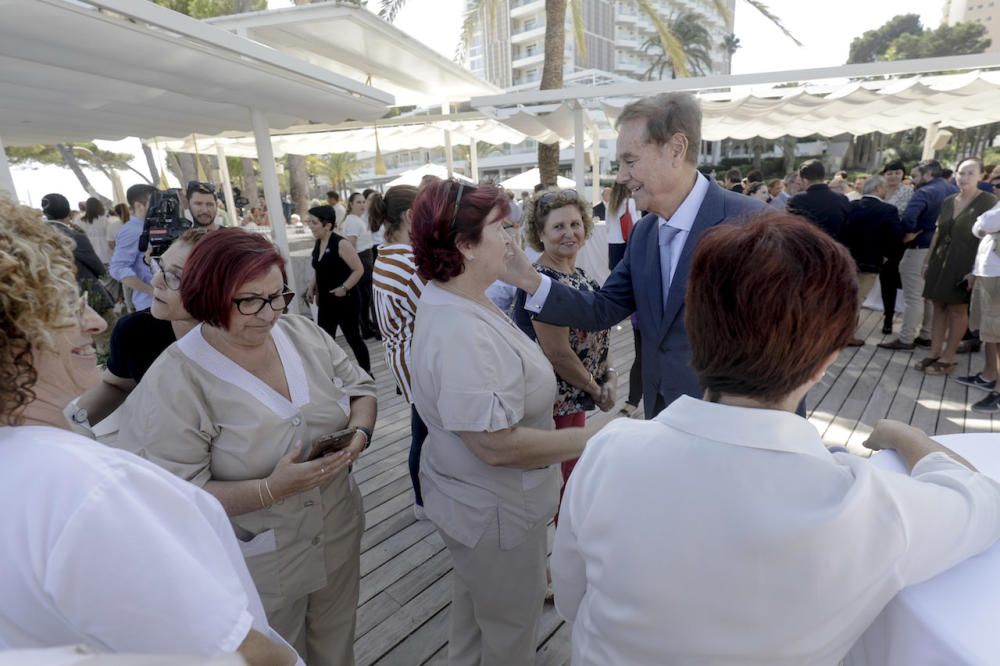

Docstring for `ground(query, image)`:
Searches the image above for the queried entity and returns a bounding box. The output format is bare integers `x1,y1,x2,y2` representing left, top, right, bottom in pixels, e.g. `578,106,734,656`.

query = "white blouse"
0,425,289,658
553,396,1000,665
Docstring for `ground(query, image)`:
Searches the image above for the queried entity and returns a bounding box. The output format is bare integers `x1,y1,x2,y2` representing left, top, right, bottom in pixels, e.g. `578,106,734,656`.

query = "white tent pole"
589,127,601,206
215,143,238,226
442,102,454,178
469,134,479,182
0,134,18,202
249,108,295,287
921,123,940,160
572,102,586,199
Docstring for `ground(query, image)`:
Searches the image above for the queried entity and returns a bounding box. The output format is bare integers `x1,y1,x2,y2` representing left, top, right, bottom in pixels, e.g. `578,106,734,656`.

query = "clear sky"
10,0,948,205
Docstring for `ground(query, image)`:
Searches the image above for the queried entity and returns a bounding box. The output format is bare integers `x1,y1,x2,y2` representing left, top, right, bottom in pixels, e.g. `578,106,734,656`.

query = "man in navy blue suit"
503,92,766,418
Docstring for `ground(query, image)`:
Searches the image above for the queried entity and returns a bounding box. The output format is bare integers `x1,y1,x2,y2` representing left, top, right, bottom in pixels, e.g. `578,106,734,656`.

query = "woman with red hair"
409,178,606,666
117,228,377,666
552,214,1000,665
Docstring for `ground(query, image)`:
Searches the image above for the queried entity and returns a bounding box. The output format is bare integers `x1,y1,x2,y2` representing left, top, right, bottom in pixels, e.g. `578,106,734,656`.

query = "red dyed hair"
181,227,287,329
411,178,510,282
685,214,857,402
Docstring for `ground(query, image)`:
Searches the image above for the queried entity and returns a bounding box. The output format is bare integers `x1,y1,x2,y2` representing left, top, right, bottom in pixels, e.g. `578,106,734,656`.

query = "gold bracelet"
263,478,277,505
257,479,267,509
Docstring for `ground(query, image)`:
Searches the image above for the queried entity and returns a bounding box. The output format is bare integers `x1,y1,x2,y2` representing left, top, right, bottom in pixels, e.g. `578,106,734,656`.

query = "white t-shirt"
973,202,1000,278
605,198,640,244
0,425,291,659
342,214,373,252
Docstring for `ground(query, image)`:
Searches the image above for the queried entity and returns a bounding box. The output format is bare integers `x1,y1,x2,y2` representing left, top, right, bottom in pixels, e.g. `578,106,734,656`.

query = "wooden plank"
374,607,450,666
360,518,438,577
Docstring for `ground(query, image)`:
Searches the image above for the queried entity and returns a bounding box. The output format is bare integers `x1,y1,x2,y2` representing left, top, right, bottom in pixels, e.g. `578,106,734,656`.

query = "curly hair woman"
0,198,294,663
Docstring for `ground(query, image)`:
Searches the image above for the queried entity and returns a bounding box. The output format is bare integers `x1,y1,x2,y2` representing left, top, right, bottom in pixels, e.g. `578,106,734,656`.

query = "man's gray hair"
616,92,702,165
862,175,885,195
782,173,799,185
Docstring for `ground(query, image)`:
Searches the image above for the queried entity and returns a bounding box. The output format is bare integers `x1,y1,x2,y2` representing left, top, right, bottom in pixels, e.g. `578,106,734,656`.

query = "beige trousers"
857,272,878,309
439,515,548,666
266,481,364,666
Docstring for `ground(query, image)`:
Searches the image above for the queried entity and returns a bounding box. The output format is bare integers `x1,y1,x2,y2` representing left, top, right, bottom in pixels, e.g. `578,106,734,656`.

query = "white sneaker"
413,504,428,521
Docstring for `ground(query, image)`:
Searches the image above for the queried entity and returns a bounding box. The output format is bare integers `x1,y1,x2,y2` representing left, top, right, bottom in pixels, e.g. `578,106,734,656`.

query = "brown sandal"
914,356,940,371
925,360,957,376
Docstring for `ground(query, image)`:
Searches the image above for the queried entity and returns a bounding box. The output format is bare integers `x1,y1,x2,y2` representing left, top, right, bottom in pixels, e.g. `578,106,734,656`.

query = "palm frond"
636,0,688,78
741,0,802,47
569,0,588,62
378,0,407,23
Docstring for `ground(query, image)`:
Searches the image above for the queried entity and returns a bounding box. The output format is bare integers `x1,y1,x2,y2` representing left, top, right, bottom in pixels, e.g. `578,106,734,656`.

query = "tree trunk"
537,0,568,188
751,138,762,172
287,154,310,221
141,142,161,186
55,144,112,207
781,136,796,175
241,158,260,208
197,154,217,183
174,153,198,186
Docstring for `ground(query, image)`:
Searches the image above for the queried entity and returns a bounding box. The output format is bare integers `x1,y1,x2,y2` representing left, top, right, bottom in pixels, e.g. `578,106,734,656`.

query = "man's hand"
500,243,542,293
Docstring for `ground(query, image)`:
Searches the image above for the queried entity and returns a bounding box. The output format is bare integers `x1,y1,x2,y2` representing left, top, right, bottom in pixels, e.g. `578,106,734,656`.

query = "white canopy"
500,168,575,190
153,113,532,158
0,0,392,146
386,164,475,187
207,2,501,107
474,53,1000,143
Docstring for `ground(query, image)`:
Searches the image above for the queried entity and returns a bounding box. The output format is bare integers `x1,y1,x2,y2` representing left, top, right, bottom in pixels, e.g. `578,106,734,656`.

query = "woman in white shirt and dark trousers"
342,192,379,339
552,213,1000,666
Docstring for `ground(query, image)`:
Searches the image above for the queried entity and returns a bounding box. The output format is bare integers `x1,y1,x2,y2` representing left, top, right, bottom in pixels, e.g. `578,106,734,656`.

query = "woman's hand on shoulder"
267,441,351,499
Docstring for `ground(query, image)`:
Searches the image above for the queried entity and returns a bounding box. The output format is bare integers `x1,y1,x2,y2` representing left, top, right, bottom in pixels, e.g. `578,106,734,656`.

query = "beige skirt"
970,276,1000,342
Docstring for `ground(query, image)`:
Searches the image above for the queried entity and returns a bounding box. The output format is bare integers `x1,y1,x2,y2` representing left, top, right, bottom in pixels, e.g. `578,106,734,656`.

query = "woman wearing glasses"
117,228,377,666
410,179,607,666
75,228,211,429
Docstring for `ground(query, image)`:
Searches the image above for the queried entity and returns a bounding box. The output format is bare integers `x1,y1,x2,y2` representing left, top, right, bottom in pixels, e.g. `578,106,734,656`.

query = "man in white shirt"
552,215,1000,666
326,190,346,226
961,202,1000,411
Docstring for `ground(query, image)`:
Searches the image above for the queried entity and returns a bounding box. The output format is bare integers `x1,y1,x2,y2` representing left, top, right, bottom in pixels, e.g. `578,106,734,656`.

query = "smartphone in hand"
297,427,358,463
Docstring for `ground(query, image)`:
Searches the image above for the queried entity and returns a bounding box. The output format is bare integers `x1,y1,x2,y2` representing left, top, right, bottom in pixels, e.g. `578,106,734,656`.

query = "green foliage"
885,22,991,60
847,14,922,64
641,10,713,80
150,0,266,19
847,14,990,64
7,143,133,171
307,153,362,193
712,156,797,180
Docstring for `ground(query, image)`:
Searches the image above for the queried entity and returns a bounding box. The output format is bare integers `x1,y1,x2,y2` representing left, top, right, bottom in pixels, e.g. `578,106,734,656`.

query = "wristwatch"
355,425,373,450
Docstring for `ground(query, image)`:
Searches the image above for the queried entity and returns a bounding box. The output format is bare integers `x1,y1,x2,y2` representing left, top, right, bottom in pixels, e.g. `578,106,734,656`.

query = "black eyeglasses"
535,189,579,215
233,290,295,316
450,182,467,232
151,258,182,290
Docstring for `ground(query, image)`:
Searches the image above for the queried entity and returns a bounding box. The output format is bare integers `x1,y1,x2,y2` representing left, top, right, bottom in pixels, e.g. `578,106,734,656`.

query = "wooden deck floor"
345,305,1000,665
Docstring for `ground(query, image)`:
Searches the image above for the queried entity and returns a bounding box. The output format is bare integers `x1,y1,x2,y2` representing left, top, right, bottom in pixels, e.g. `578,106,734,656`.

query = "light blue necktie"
659,223,682,311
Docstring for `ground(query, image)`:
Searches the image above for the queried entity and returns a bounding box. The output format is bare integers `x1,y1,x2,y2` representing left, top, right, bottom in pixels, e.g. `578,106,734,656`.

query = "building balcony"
511,25,545,43
512,52,544,69
510,0,544,19
615,11,638,23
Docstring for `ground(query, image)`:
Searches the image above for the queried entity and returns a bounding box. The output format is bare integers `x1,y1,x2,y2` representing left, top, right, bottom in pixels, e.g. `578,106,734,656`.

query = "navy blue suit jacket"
902,177,959,248
535,180,766,418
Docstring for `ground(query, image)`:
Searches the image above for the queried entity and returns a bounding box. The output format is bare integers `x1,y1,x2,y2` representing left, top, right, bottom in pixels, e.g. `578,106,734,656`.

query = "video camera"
138,189,192,258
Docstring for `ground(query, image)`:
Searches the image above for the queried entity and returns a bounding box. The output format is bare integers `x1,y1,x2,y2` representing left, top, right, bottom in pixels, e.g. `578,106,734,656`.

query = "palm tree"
308,153,362,198
641,10,713,81
379,0,799,186
723,33,741,73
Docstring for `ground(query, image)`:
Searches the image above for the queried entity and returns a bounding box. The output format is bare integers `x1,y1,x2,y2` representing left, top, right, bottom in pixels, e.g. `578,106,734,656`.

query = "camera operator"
110,184,157,311
185,180,222,230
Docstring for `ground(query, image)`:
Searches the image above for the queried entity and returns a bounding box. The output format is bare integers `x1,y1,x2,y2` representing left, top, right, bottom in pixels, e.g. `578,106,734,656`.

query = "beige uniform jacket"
117,315,376,611
410,281,561,550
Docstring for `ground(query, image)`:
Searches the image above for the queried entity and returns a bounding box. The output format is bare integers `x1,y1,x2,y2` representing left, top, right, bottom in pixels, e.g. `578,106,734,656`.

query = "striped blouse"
373,243,424,403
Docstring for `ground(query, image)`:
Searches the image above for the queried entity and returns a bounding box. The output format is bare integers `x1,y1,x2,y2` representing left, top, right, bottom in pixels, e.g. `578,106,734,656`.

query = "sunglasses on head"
535,189,578,213
186,180,216,197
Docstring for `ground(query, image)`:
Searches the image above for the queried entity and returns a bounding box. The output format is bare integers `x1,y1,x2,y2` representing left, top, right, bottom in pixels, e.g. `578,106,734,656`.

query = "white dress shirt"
525,174,709,313
552,396,1000,666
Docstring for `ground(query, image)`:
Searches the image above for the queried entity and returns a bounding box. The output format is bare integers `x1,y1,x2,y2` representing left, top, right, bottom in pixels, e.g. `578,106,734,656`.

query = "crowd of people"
4,90,1000,666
